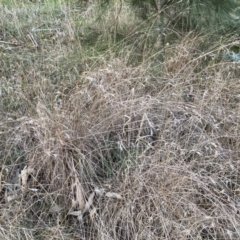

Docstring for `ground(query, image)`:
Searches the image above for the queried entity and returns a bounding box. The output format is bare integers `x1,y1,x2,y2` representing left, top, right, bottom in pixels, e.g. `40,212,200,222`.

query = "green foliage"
99,0,239,34
174,0,238,33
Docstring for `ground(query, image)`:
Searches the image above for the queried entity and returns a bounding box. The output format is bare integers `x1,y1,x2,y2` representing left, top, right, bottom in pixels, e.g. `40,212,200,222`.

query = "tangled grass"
0,0,240,239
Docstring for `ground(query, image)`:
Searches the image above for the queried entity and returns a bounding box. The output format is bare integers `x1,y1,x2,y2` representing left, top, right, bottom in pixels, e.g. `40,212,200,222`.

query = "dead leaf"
29,188,39,192
70,173,85,210
105,192,122,199
49,204,63,213
84,192,95,213
89,207,97,220
5,194,18,203
20,166,34,188
95,188,105,196
68,210,82,216
68,210,84,222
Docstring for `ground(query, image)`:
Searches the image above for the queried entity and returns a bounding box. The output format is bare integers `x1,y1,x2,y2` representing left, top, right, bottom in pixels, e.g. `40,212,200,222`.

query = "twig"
27,32,39,48
0,40,22,46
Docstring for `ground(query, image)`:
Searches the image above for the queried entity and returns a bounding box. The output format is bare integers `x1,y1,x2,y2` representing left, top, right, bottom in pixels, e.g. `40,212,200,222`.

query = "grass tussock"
0,0,240,239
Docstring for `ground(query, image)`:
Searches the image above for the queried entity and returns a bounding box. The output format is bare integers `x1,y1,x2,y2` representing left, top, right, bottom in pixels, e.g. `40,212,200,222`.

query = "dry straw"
0,1,240,239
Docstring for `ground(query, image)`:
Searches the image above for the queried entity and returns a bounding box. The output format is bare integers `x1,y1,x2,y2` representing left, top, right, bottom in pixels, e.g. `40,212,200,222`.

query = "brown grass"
0,1,240,239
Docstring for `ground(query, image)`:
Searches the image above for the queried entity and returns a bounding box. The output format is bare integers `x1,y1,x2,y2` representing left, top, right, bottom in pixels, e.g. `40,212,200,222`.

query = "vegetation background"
0,0,240,239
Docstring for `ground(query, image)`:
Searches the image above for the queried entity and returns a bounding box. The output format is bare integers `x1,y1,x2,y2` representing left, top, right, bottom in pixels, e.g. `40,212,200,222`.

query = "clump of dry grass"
1,1,240,239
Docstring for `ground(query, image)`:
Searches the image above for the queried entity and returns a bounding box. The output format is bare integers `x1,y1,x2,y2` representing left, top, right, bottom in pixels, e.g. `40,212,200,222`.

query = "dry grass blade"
0,1,240,239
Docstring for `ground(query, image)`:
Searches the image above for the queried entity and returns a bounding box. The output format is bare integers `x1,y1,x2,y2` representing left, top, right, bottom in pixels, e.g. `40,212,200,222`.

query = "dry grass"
0,0,240,239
